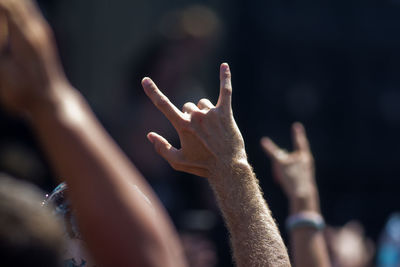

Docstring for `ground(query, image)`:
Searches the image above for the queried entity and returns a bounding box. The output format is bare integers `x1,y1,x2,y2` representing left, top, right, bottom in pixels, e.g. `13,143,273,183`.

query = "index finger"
142,77,184,129
216,63,232,110
261,137,287,162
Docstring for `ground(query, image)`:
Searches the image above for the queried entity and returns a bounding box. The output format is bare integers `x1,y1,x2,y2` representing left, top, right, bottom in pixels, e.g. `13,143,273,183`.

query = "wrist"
24,79,74,115
286,211,325,232
209,155,252,185
289,187,320,214
28,82,87,125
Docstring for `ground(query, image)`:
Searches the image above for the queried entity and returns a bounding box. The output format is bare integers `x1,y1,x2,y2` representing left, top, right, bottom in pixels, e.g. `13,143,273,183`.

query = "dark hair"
0,174,64,267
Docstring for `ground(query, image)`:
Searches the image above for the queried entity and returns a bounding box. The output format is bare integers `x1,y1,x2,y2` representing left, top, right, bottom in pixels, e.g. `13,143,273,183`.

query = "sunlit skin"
0,0,290,266
0,1,187,267
142,64,291,267
261,123,331,267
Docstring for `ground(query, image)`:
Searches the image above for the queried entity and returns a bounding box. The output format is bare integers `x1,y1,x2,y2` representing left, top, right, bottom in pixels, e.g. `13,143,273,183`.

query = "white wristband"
286,211,325,232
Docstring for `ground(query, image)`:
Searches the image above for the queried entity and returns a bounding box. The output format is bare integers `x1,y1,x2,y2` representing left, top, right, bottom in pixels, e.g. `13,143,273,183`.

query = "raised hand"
262,124,331,267
0,0,67,114
0,2,188,266
261,123,319,212
143,64,291,267
142,63,247,179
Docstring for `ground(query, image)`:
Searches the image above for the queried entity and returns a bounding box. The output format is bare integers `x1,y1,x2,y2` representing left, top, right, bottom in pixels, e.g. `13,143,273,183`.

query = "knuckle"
207,108,218,117
180,120,194,133
178,117,191,129
199,98,210,104
191,110,206,122
182,102,193,110
207,110,220,122
222,70,231,79
223,86,232,96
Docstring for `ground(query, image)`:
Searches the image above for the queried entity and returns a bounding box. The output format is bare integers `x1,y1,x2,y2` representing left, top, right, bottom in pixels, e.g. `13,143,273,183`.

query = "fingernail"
142,77,152,86
147,133,154,144
261,137,270,145
221,63,230,71
294,123,302,132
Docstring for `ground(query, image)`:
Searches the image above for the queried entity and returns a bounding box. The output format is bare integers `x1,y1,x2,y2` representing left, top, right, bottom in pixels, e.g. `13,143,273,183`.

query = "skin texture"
0,1,187,267
142,63,291,267
261,123,331,267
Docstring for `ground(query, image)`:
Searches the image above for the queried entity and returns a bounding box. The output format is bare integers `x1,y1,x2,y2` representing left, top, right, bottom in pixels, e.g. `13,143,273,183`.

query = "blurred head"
0,174,64,267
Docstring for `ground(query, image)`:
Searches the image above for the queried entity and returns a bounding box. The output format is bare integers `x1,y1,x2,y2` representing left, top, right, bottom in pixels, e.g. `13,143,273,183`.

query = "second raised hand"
261,123,319,213
142,63,247,179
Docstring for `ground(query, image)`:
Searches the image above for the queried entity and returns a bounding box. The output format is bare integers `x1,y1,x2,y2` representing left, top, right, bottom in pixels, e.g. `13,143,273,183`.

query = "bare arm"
0,1,186,267
261,123,330,267
142,63,291,267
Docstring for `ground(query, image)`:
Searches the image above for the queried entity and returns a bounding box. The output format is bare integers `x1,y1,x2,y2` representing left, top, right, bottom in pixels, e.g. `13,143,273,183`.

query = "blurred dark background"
2,0,400,266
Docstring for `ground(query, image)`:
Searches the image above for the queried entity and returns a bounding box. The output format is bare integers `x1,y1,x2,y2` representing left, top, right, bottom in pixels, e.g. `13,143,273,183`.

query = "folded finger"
197,98,214,110
182,102,199,114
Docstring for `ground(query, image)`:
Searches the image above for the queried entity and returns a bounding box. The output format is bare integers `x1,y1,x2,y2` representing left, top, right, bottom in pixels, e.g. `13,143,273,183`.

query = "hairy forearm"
289,190,330,267
27,86,186,267
210,160,291,267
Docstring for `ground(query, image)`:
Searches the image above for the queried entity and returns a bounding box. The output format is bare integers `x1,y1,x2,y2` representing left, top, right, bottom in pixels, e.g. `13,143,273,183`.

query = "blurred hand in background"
0,0,68,114
262,123,330,267
0,1,187,266
261,122,319,214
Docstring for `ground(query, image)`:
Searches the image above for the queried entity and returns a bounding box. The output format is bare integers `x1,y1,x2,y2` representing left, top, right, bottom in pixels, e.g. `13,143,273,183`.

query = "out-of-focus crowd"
1,1,400,267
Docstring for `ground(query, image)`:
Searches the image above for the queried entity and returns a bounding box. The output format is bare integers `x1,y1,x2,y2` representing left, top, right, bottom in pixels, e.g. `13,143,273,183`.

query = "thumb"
147,132,181,165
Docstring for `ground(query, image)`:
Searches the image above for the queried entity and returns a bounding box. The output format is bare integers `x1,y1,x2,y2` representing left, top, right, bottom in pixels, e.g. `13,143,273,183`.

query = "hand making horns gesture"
261,123,318,211
142,63,247,179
